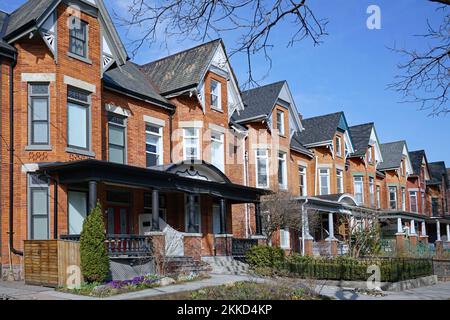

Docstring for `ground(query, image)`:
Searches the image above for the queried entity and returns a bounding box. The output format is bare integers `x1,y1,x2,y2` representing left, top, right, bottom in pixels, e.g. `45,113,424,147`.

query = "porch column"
326,212,335,240
152,189,160,231
421,221,427,236
301,207,313,257
88,180,97,213
255,202,262,235
446,224,450,242
436,220,441,241
219,198,227,234
396,218,405,252
410,220,416,235
188,194,197,233
396,217,403,234
409,219,418,248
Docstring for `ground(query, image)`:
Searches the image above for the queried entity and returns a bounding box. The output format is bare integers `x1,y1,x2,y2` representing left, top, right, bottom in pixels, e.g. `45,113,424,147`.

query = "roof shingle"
349,123,373,157
378,141,406,171
409,150,426,176
298,112,344,146
427,161,449,186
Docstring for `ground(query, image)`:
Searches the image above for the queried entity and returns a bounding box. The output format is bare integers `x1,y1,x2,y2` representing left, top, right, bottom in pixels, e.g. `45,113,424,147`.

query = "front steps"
165,256,212,275
201,256,249,275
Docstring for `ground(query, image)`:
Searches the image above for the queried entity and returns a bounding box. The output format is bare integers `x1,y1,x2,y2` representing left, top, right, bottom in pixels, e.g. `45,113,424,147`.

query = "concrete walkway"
319,281,450,300
0,274,261,300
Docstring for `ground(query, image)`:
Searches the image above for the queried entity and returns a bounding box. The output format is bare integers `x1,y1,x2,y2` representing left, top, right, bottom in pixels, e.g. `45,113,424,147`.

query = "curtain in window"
68,102,87,149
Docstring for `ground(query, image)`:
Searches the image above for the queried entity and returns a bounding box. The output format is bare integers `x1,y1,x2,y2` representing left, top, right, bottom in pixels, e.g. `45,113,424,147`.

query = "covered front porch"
39,160,267,261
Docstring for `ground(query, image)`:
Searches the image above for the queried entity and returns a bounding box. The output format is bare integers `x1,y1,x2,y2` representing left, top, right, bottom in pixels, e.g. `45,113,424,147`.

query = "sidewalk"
0,274,260,300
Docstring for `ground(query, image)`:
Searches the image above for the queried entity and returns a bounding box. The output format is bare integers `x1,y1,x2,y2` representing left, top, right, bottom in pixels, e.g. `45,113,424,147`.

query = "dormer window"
335,136,342,157
368,146,373,164
400,159,405,176
276,110,285,136
210,80,221,110
69,17,88,59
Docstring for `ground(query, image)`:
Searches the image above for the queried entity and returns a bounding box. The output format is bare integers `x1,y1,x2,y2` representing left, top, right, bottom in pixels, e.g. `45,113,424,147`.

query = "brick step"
201,256,249,275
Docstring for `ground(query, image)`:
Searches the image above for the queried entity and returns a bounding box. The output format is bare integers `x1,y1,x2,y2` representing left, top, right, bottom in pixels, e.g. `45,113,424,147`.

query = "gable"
369,126,383,164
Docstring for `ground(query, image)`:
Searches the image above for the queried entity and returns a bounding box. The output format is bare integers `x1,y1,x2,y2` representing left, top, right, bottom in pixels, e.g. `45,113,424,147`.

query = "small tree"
80,202,110,283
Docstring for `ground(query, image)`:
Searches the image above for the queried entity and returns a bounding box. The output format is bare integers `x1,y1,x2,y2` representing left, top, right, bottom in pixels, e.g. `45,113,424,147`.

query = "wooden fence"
24,240,81,288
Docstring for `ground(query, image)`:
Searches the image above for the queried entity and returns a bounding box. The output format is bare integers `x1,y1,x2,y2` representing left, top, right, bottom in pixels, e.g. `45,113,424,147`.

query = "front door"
107,206,129,234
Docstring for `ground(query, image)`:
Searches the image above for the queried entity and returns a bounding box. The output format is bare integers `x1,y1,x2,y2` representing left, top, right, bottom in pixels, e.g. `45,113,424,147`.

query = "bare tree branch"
115,0,327,88
389,5,449,116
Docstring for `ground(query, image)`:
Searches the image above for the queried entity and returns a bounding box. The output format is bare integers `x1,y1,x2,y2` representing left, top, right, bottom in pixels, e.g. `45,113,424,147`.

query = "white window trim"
210,79,222,110
336,169,344,194
278,152,287,190
146,123,164,166
354,176,364,204
211,131,225,172
183,128,201,161
255,149,270,189
276,110,285,136
299,166,307,197
280,228,291,249
319,168,330,195
336,136,342,157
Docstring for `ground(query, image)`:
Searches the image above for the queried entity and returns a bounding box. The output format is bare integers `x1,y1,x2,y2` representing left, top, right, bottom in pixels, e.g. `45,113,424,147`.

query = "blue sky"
1,0,449,165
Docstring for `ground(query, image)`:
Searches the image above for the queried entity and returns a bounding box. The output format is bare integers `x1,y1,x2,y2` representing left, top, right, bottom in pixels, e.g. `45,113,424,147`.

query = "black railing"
232,238,258,257
60,234,152,257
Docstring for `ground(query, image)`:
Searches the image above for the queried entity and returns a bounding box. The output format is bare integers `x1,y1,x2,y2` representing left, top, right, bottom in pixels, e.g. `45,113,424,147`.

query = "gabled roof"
235,81,286,122
299,112,346,146
290,132,314,158
409,150,427,176
349,123,374,157
139,39,221,95
427,161,449,187
4,0,57,40
103,62,173,109
378,141,407,171
0,10,16,57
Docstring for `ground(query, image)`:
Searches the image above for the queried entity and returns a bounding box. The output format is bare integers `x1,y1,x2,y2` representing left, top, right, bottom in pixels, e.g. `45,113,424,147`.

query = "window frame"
184,195,202,233
255,149,270,189
280,228,291,249
146,123,164,167
353,176,364,205
67,86,91,152
335,136,342,157
108,113,127,164
183,128,200,161
298,166,307,196
210,131,225,172
68,17,89,59
336,169,344,194
278,152,287,190
276,110,285,136
210,79,222,110
369,177,375,207
28,83,50,147
389,186,398,210
319,169,330,195
376,185,381,209
409,191,418,213
28,174,50,240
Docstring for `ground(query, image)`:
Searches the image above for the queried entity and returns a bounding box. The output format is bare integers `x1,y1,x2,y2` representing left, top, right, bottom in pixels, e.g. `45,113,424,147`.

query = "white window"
256,149,269,188
211,131,224,172
276,110,285,135
280,228,290,249
421,192,425,214
336,169,344,194
368,147,373,164
319,169,330,195
335,136,342,157
410,191,418,213
278,152,287,189
376,185,381,209
183,128,200,160
146,123,163,166
299,166,307,196
400,160,405,176
401,187,406,211
354,176,364,205
369,177,375,207
389,187,397,209
210,80,221,110
67,87,90,151
68,191,87,235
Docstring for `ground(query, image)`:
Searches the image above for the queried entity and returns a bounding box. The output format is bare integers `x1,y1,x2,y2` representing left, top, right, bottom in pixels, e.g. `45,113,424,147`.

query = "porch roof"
38,160,269,204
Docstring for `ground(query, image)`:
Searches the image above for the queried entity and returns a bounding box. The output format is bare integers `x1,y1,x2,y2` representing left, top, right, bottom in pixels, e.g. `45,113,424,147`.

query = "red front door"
107,206,129,235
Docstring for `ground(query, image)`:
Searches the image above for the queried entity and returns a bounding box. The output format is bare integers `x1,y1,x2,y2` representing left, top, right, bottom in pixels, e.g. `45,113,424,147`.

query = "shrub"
246,246,285,269
80,202,110,283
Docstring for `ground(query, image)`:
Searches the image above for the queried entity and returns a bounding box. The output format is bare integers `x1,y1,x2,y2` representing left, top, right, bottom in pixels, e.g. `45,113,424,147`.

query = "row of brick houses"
0,0,449,277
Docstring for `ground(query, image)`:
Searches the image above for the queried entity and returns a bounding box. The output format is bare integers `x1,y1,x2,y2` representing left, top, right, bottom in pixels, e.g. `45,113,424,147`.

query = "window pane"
109,125,125,146
257,158,267,186
68,88,89,103
213,205,221,234
146,134,159,146
68,102,88,149
146,153,158,167
109,145,124,164
32,122,49,144
32,216,48,240
32,189,48,214
68,191,87,235
31,84,49,95
146,125,160,134
32,98,48,121
184,128,196,137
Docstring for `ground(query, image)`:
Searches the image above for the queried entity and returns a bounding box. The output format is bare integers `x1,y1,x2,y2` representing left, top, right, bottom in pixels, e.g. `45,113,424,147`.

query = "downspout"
315,155,319,195
244,148,250,238
169,109,175,163
9,52,22,256
301,198,309,256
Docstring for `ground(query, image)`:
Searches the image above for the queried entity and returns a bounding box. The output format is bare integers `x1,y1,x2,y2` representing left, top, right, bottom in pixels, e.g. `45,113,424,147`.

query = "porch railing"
60,234,152,257
232,238,258,257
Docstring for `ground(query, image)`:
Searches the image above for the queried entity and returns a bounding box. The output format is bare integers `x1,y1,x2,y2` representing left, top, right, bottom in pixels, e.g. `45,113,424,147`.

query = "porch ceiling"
38,160,269,204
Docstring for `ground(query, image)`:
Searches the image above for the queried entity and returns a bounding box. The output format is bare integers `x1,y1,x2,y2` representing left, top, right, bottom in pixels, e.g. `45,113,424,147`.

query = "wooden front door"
107,206,129,234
